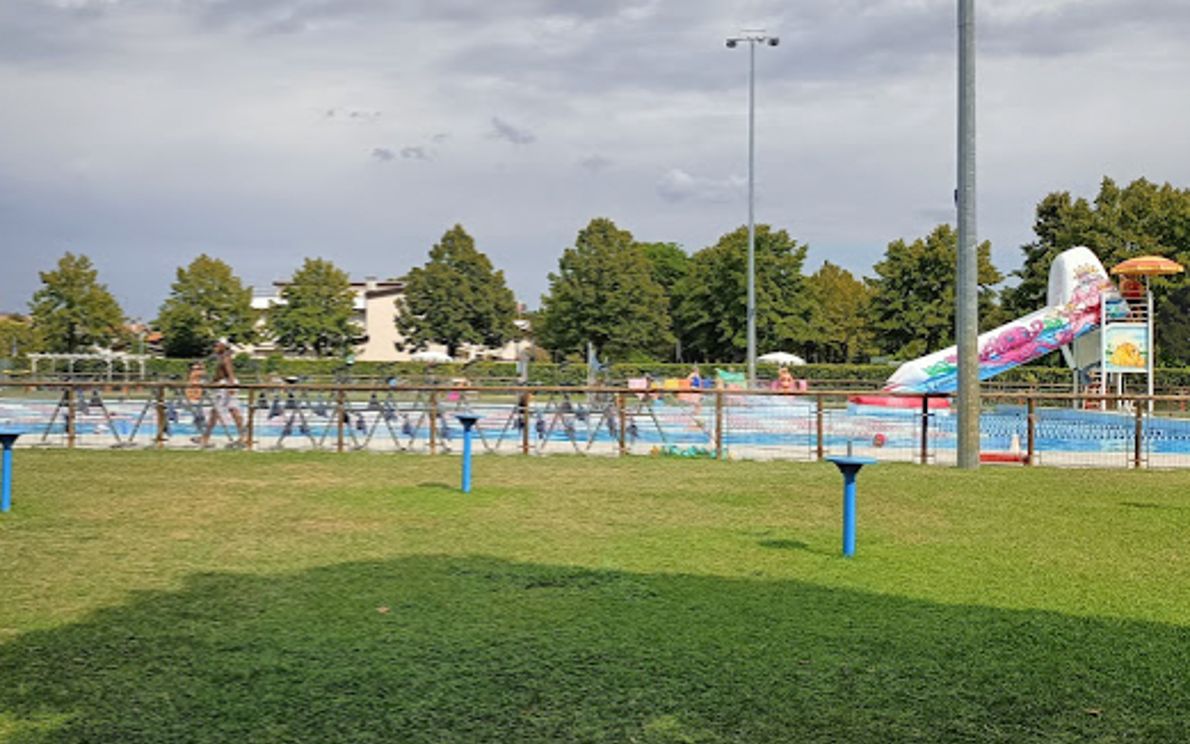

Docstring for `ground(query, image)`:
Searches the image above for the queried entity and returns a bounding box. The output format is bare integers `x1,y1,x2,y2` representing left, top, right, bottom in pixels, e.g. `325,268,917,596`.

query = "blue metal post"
826,455,876,558
841,470,858,557
456,414,480,494
0,432,19,514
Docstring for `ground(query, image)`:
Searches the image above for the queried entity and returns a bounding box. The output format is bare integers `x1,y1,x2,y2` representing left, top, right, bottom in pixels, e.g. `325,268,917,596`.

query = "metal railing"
3,381,1189,468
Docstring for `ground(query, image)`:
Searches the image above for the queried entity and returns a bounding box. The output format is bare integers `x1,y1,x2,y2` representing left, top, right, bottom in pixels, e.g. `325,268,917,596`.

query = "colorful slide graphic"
884,247,1123,394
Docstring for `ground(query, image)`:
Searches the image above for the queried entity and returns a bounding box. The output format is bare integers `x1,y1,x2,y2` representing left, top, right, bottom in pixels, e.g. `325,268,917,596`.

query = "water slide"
881,246,1124,395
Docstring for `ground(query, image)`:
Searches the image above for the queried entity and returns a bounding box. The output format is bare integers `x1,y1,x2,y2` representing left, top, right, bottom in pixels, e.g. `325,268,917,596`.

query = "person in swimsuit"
197,339,245,448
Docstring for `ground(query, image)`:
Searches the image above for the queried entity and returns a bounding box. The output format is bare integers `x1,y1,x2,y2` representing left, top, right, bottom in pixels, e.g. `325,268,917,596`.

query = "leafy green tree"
29,252,126,353
637,242,689,360
672,225,811,362
0,314,40,360
396,225,518,357
538,218,674,361
268,258,360,357
802,261,874,363
155,254,257,358
638,241,688,306
1158,283,1190,365
1003,177,1190,363
869,224,1002,359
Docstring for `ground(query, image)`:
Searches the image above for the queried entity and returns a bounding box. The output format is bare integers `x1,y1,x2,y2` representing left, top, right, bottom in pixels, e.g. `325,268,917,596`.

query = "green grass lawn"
1,451,1188,743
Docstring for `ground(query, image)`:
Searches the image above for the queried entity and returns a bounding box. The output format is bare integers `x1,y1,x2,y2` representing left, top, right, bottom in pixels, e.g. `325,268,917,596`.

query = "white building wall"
248,279,524,362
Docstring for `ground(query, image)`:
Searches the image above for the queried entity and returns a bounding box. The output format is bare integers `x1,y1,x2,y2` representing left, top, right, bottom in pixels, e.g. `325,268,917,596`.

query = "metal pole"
955,0,980,469
617,392,627,456
746,39,757,389
155,386,166,450
815,394,824,461
67,387,76,449
1133,400,1144,469
1,438,14,513
841,470,857,557
920,396,930,465
336,389,345,454
461,426,474,492
1026,396,1036,466
521,392,531,455
1147,282,1154,414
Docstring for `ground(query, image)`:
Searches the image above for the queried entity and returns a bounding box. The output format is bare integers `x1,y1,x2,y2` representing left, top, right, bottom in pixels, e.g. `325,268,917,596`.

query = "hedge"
11,355,1190,390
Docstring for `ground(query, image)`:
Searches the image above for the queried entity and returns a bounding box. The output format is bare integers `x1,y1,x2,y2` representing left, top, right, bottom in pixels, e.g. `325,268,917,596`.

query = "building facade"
251,278,528,362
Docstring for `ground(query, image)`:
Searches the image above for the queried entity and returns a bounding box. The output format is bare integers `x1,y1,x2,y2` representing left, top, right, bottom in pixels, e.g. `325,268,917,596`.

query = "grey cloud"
915,207,955,225
656,169,743,204
439,0,1190,97
490,117,536,145
400,146,430,161
185,0,384,35
185,0,652,36
325,107,381,121
431,133,450,144
579,155,612,173
370,147,395,162
6,0,1185,74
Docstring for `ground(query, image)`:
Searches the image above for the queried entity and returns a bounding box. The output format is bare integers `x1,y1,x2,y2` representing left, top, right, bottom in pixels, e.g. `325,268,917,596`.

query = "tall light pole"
726,30,779,389
956,1,980,468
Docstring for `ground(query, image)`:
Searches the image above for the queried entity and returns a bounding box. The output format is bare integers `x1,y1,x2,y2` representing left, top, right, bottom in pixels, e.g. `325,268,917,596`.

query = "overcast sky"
2,0,1188,319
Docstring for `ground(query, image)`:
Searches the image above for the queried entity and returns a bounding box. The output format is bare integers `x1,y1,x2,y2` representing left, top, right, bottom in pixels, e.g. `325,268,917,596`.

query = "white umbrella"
411,350,453,364
758,351,806,366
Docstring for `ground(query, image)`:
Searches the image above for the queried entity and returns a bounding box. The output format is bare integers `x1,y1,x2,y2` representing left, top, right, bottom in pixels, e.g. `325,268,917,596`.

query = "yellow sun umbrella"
1110,255,1185,276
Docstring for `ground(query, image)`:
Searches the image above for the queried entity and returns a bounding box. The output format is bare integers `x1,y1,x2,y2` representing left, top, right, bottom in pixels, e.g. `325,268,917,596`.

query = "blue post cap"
0,432,20,448
455,413,481,431
826,455,877,479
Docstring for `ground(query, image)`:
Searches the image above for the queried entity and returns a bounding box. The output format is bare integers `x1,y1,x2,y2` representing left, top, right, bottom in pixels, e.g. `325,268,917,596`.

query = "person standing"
197,339,245,448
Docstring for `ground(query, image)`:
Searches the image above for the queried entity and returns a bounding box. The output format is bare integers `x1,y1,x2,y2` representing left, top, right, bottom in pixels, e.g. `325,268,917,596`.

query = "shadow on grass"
1120,501,1189,511
415,481,458,491
756,538,810,551
1,556,1187,743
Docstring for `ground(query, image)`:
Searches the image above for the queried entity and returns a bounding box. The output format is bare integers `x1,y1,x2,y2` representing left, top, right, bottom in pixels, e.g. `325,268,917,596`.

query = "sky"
1,0,1188,319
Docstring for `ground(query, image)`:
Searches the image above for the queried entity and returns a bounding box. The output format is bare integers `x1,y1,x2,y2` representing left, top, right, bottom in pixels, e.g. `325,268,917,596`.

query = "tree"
155,254,257,358
672,225,811,363
802,262,874,363
638,241,689,359
869,224,1002,359
1004,177,1190,363
267,258,360,356
537,218,674,360
29,252,126,353
638,241,689,306
1158,283,1190,365
0,314,40,360
396,225,518,357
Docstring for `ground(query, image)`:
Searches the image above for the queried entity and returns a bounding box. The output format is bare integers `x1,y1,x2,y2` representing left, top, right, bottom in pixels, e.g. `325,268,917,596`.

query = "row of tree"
536,177,1188,364
6,176,1187,366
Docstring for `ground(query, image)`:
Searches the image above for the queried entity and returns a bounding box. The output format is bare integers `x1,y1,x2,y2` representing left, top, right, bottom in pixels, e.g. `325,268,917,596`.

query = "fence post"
714,389,724,460
1026,396,1036,466
67,386,76,449
1134,399,1144,469
919,396,929,465
428,392,438,455
154,386,166,449
617,392,627,456
336,389,346,454
815,394,824,461
245,389,256,451
521,392,531,455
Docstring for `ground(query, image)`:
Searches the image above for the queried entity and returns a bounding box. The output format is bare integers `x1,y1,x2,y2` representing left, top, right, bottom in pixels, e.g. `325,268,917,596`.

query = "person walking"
196,339,245,448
